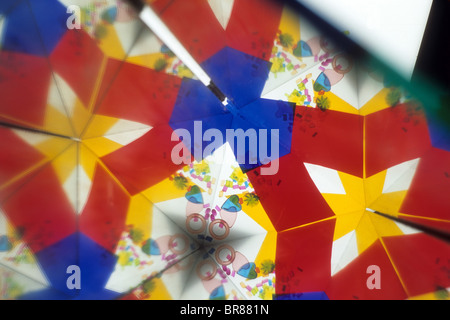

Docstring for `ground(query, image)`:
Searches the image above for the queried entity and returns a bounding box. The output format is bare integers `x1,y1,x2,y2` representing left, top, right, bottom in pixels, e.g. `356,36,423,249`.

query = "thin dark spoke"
369,208,450,244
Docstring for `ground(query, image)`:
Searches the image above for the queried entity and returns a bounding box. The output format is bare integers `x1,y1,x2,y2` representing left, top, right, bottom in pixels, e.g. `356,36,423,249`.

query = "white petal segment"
207,0,235,29
330,230,358,276
304,162,346,194
382,158,420,193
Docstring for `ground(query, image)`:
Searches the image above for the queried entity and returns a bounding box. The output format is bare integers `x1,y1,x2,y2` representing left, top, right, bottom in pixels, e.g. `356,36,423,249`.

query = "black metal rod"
372,209,450,244
0,121,77,141
126,0,144,12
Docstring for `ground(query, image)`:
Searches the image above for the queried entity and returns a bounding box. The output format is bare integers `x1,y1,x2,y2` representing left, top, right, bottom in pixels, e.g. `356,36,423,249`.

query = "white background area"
297,0,433,79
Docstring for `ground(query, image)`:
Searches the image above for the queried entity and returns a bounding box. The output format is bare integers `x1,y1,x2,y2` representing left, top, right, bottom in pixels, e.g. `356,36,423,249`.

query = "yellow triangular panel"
254,231,277,274
146,277,172,300
323,91,359,115
82,136,123,158
241,198,275,232
359,87,391,116
142,175,199,204
125,194,154,242
333,210,363,241
369,191,408,216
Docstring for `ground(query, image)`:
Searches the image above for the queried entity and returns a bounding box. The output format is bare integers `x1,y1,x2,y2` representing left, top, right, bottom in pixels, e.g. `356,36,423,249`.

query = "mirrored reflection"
0,0,449,301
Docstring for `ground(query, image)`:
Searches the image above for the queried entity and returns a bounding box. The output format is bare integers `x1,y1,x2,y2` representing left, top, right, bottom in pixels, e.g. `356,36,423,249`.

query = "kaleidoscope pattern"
0,0,449,300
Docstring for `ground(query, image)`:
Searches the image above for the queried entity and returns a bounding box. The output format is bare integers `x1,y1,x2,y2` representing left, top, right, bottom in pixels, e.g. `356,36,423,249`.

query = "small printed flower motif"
129,227,144,244
260,259,275,275
278,33,294,49
154,58,168,72
386,87,402,107
244,193,260,207
316,95,330,111
141,279,156,295
173,175,189,190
